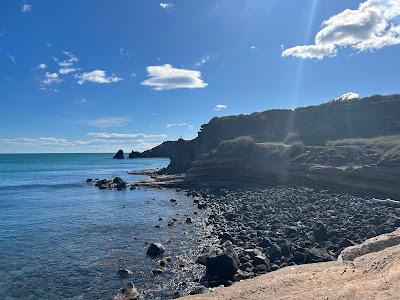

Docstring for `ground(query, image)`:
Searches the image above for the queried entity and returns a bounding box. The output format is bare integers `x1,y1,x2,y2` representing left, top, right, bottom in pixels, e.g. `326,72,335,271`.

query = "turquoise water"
0,154,205,299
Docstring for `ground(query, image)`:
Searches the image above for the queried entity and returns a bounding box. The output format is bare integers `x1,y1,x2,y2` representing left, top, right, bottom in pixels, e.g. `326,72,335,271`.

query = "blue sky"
1,0,400,153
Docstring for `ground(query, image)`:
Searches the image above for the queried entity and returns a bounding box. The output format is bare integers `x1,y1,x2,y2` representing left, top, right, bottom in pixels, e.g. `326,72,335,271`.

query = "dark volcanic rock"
146,243,165,257
313,223,329,241
117,269,132,278
304,247,335,263
113,177,126,189
113,149,124,159
128,151,141,159
114,281,142,300
196,241,240,280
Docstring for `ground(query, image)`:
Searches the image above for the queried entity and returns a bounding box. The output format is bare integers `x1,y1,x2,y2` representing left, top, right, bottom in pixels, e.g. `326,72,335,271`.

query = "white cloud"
0,133,167,153
119,48,130,58
141,64,207,90
7,54,16,64
282,45,336,60
195,55,211,67
43,72,62,85
82,117,131,128
58,51,79,67
282,0,400,59
21,3,32,13
214,104,228,111
46,42,53,47
75,70,123,85
166,123,193,129
74,97,87,104
87,132,168,140
330,92,360,103
36,63,47,70
160,3,174,9
59,67,80,75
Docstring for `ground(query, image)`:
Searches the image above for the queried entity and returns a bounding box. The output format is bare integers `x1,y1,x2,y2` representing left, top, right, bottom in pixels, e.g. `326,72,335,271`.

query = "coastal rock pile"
90,177,128,190
192,186,400,285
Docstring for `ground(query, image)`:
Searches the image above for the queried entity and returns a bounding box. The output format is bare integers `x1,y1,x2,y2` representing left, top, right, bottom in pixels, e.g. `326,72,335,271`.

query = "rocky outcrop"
182,228,400,300
196,241,240,281
146,243,166,257
113,282,142,300
184,145,400,199
134,94,400,173
113,149,124,159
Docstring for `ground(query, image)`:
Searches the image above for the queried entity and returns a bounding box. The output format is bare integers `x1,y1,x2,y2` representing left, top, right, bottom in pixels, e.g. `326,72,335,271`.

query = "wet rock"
152,268,164,275
117,269,132,278
113,177,126,189
146,243,165,257
185,217,192,224
86,178,93,182
170,198,177,202
113,149,124,159
95,179,108,187
113,281,141,300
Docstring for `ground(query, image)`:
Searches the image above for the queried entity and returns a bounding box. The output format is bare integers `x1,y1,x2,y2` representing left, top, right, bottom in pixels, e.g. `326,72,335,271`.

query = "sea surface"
0,154,207,299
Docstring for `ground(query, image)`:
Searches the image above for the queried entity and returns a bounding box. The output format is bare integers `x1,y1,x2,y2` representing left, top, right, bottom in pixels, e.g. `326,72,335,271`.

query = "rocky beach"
90,169,400,298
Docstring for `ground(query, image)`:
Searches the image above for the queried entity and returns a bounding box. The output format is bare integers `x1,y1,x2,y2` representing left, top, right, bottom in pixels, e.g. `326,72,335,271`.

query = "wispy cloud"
142,64,207,90
21,3,32,13
7,54,16,64
36,63,47,70
59,67,80,75
87,132,167,140
0,133,167,153
119,48,131,58
214,104,228,111
75,70,123,85
195,55,211,68
74,97,87,104
82,117,131,128
166,123,193,129
160,2,174,10
43,72,62,85
58,51,79,67
282,0,400,59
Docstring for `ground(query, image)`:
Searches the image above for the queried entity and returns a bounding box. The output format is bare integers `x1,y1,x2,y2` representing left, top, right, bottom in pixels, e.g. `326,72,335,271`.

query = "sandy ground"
183,229,400,300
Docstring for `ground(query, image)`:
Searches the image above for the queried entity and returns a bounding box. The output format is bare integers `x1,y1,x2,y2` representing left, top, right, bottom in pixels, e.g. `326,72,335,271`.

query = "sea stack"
113,149,124,159
128,151,140,159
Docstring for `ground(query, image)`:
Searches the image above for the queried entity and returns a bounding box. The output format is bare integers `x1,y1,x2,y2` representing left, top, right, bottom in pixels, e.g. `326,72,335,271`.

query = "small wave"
0,182,84,190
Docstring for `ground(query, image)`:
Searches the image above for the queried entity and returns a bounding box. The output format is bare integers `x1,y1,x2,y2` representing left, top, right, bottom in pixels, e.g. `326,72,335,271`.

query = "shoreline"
94,169,400,298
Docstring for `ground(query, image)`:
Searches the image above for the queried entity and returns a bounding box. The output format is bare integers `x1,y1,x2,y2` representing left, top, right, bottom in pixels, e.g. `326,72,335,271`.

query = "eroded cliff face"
136,94,400,175
131,95,400,198
185,152,400,199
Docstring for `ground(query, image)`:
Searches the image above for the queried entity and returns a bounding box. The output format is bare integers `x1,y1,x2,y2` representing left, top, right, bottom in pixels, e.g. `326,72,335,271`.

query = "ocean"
0,154,206,299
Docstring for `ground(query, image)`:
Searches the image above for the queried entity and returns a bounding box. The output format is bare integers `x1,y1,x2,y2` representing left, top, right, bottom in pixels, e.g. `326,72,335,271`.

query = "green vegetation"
216,136,256,155
327,135,400,161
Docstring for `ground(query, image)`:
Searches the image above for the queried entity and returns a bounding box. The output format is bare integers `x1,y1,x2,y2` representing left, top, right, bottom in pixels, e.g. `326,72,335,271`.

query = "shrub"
216,136,256,155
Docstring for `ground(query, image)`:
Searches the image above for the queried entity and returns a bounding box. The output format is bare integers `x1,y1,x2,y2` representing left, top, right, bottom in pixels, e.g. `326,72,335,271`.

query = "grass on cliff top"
326,135,400,161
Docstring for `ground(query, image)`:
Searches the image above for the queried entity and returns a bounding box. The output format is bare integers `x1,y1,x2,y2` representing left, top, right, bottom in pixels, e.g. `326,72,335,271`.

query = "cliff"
130,94,400,198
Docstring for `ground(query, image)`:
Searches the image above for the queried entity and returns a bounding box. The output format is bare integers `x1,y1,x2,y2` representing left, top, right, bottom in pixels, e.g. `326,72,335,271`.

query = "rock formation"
113,149,124,159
